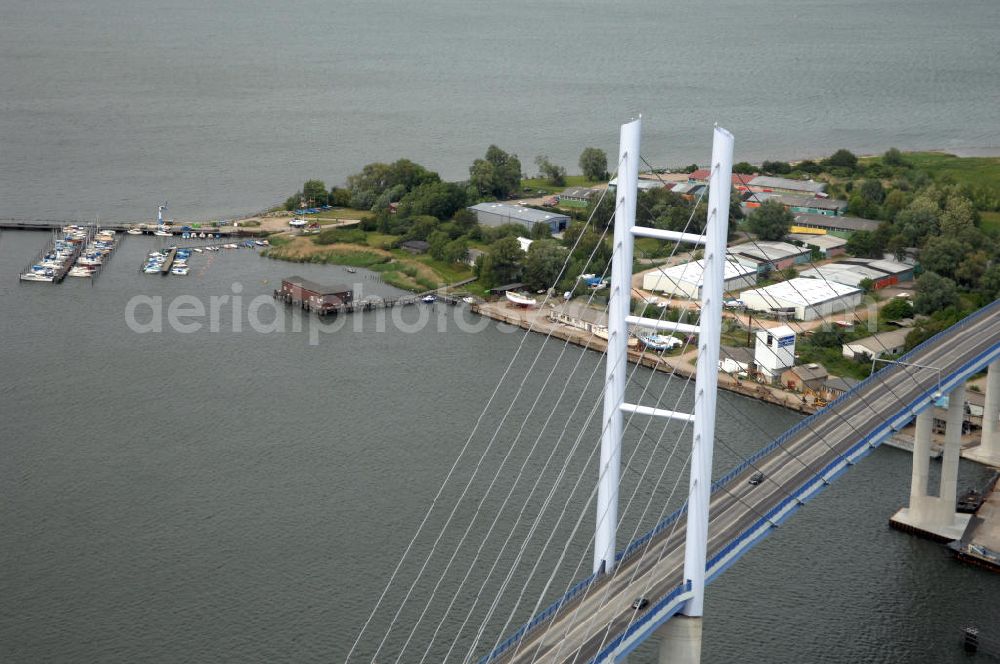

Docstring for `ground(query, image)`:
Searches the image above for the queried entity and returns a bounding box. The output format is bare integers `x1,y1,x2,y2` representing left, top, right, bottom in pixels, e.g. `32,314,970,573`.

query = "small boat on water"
126,227,143,235
637,333,682,352
68,266,95,277
345,267,357,274
154,230,172,237
505,291,537,307
21,271,54,282
193,247,203,253
171,266,189,276
462,296,475,304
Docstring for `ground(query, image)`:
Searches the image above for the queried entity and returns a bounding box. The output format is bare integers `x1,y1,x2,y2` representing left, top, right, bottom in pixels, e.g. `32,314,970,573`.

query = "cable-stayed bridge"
349,119,1000,664
485,300,1000,663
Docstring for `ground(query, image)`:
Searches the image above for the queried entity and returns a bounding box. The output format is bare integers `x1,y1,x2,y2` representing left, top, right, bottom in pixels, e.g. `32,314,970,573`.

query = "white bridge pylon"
595,119,735,630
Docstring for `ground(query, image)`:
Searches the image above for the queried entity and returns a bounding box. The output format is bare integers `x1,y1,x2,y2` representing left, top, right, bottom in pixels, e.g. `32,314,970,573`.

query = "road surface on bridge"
495,305,1000,664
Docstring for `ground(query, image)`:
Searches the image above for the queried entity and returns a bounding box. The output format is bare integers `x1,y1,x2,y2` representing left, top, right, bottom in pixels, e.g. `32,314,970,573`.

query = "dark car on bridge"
749,471,765,486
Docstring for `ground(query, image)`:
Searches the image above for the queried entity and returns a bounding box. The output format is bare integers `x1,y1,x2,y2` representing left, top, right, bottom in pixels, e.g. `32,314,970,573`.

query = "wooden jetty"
1,218,263,237
160,247,177,274
19,227,89,284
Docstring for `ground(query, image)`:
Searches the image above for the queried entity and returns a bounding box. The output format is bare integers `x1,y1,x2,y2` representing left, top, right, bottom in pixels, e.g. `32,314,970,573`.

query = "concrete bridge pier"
892,385,971,541
656,616,702,664
966,360,1000,467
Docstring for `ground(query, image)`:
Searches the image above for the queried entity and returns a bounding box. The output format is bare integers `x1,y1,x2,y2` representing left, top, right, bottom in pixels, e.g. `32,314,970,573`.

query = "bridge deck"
492,302,1000,664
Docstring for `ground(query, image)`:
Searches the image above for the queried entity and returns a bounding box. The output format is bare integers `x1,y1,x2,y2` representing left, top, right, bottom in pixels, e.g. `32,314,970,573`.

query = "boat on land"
462,296,476,304
592,326,640,348
422,295,437,303
505,291,537,307
637,333,683,352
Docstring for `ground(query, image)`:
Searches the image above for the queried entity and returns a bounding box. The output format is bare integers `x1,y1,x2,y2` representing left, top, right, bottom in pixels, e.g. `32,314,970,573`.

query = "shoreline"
115,145,1000,227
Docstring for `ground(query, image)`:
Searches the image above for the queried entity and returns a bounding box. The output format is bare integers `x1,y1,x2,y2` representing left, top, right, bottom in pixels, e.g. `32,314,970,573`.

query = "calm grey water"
3,1,1000,660
1,231,999,663
1,0,999,223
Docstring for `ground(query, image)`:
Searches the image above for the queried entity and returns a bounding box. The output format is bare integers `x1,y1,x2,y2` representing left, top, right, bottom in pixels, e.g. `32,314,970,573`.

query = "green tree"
883,147,906,167
579,147,609,181
859,179,885,205
346,159,439,210
530,221,552,240
487,236,525,284
980,265,1000,300
427,230,450,260
795,160,822,175
284,193,302,211
824,149,858,171
732,161,756,175
452,209,478,232
882,189,907,221
747,200,793,240
939,195,977,236
535,155,566,186
524,240,570,290
404,215,440,241
858,277,875,293
846,230,884,258
920,236,967,279
329,187,351,207
880,297,914,321
761,160,792,174
914,272,959,314
442,237,470,264
302,179,328,207
896,195,941,245
397,181,468,219
955,250,990,288
471,145,521,199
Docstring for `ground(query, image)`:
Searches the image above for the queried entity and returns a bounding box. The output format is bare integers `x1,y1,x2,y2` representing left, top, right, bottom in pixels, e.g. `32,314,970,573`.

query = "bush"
315,227,368,245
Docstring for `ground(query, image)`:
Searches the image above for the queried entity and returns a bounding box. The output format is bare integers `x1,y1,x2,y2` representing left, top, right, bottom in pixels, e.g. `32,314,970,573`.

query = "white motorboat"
171,266,189,275
68,266,95,277
505,291,537,307
154,230,172,237
462,296,476,304
21,270,54,282
127,227,143,235
637,333,683,352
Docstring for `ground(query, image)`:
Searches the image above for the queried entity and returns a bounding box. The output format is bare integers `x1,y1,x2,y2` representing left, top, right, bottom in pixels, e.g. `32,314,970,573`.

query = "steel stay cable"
375,180,622,663
352,159,623,662
407,226,621,663
458,165,716,664
492,166,718,664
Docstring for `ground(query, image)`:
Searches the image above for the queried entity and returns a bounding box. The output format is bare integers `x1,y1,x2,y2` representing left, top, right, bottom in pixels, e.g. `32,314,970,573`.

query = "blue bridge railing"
476,300,1000,664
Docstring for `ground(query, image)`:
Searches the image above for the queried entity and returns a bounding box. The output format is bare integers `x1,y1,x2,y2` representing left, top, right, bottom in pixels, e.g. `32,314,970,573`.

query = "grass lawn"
980,211,1000,236
311,208,371,221
364,232,400,249
904,152,1000,195
261,234,473,292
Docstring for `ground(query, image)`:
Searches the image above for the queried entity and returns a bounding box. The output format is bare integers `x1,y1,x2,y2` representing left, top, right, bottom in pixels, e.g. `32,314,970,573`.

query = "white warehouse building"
739,277,863,321
642,258,757,299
